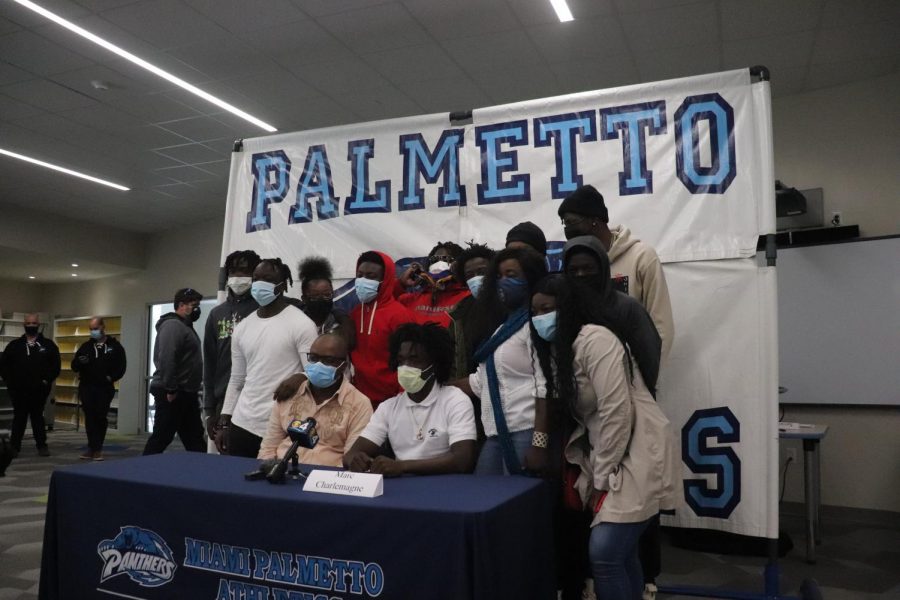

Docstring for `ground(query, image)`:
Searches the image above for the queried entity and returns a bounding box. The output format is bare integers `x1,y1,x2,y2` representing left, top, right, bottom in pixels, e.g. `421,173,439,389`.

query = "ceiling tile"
59,103,147,132
0,16,23,34
614,0,710,13
190,159,230,178
619,2,719,52
154,115,238,142
720,0,823,40
318,3,431,53
810,22,900,64
526,16,628,62
182,0,308,33
819,0,900,29
47,64,159,100
165,38,277,81
289,57,389,95
122,124,192,148
443,29,543,74
0,30,94,76
100,0,230,50
0,60,36,87
402,0,519,40
767,65,808,98
805,57,897,91
402,76,491,114
470,64,561,105
243,20,354,65
633,43,722,82
154,142,225,164
290,0,395,18
0,92,46,120
508,0,616,26
105,92,203,121
73,0,146,11
332,84,422,121
201,138,240,155
549,56,642,94
365,44,465,85
275,94,360,130
1,79,98,113
151,164,215,184
1,0,90,28
723,31,816,72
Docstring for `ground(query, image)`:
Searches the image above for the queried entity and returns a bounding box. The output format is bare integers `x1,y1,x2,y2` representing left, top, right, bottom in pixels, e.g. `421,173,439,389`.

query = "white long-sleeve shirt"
222,305,318,438
469,322,546,437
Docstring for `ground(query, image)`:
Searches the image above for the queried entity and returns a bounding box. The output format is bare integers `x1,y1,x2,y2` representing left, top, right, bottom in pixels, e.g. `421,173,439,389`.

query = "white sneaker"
642,582,658,600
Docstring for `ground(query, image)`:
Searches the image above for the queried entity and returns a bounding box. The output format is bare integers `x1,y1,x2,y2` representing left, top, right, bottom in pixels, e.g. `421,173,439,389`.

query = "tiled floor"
1,428,898,599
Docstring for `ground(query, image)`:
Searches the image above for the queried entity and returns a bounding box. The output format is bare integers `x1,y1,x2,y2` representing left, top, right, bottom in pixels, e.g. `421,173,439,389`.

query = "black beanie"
558,184,608,222
505,221,547,255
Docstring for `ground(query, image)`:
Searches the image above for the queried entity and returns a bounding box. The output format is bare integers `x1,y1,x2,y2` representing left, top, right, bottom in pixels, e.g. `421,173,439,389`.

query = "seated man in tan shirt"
257,333,372,467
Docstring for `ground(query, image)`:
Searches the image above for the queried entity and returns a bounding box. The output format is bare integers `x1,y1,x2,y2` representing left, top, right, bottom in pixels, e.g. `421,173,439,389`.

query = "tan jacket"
565,325,680,526
607,225,674,360
257,378,372,467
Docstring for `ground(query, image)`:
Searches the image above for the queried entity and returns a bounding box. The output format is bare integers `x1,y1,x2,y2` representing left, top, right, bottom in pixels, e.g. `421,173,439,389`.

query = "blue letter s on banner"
682,406,741,518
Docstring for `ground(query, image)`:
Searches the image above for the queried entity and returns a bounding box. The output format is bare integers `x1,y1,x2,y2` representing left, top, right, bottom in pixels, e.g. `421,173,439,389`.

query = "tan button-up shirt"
257,377,372,467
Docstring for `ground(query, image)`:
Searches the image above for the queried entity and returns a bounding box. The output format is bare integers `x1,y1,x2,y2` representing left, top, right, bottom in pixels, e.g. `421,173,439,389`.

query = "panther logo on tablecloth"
97,526,177,587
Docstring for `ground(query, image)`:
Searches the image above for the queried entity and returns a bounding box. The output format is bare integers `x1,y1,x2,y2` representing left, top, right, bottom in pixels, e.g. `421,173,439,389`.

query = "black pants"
226,422,262,459
80,384,115,452
638,513,662,583
10,387,48,451
143,391,206,455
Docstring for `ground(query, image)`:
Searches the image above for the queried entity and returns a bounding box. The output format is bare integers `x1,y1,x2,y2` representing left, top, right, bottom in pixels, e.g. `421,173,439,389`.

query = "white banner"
222,69,778,538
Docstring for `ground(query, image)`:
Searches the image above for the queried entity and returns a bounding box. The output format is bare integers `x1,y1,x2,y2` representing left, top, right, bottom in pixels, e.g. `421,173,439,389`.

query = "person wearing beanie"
505,221,547,256
558,184,673,361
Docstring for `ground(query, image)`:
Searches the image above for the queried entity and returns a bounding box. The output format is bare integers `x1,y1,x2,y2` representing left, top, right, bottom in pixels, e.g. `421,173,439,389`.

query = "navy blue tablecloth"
39,453,555,599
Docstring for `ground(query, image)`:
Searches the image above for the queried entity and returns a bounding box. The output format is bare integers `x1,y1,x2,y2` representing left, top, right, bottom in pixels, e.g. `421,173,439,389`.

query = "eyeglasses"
307,353,346,368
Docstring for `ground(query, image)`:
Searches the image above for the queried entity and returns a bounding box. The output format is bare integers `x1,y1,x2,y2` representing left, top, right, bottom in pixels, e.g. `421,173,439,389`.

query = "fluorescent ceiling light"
72,263,79,267
12,0,277,133
0,147,130,191
549,0,574,22
28,276,36,279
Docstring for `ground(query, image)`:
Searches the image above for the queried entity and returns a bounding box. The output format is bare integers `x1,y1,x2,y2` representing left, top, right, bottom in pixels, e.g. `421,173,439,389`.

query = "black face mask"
304,298,333,322
189,306,201,322
575,274,608,295
24,325,39,336
564,225,589,240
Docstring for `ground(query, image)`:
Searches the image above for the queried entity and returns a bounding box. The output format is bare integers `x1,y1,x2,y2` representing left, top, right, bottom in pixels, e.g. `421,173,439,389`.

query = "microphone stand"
266,439,302,484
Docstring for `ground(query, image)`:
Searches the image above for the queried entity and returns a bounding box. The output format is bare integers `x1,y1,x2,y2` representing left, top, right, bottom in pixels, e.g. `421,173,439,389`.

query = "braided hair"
258,258,293,288
224,250,261,274
452,242,495,281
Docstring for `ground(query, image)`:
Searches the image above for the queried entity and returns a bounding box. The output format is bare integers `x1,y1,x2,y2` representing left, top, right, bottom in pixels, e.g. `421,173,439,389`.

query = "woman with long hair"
530,271,679,600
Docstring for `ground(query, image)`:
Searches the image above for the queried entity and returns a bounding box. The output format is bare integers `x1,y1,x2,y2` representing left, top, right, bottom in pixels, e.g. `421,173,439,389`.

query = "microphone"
266,418,319,484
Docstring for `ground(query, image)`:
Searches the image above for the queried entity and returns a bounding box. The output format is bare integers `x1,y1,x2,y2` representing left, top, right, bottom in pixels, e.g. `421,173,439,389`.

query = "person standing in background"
559,184,673,360
217,259,318,458
0,313,60,458
143,288,206,455
71,317,126,461
350,251,416,408
395,242,470,328
298,256,355,349
203,250,260,451
505,221,548,257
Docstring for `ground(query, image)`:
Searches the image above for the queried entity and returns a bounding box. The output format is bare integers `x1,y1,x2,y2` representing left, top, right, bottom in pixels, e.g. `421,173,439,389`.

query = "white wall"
0,278,44,318
772,72,900,237
39,217,224,434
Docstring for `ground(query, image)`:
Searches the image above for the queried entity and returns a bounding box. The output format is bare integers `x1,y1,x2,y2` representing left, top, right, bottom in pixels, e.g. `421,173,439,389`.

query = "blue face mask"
355,277,380,304
532,311,558,342
305,360,342,389
251,280,280,307
466,275,484,298
498,277,528,308
89,329,103,340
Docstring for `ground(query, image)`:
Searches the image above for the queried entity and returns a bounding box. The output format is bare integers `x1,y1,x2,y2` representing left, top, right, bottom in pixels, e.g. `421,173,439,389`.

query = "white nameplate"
303,470,383,498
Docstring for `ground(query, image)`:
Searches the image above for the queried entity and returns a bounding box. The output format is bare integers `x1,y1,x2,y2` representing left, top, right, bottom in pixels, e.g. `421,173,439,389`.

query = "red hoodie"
350,251,416,407
395,280,471,328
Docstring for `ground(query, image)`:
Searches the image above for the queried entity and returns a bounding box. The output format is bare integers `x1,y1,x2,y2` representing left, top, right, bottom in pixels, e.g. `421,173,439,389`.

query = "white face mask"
227,276,252,295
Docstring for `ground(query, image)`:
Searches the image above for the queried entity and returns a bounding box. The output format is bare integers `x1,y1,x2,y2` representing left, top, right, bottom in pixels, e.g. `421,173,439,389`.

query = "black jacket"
0,334,61,395
150,313,202,394
610,291,662,397
202,292,258,410
71,336,127,388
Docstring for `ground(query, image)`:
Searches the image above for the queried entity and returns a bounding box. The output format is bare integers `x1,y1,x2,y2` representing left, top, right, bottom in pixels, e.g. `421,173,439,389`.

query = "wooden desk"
779,424,828,563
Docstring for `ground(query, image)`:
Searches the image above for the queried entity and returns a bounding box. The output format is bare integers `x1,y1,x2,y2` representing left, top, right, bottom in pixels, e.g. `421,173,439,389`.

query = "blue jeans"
476,429,532,475
589,518,651,600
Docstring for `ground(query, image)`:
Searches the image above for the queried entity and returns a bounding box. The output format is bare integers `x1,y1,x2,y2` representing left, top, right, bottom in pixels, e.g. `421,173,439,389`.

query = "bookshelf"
54,316,122,429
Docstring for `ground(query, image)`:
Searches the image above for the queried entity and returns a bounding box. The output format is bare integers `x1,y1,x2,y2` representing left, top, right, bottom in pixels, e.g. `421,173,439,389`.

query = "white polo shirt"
469,321,547,437
360,383,476,461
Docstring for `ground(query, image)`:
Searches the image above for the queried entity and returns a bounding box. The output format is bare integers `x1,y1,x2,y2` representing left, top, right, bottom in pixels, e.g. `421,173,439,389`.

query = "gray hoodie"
150,312,202,394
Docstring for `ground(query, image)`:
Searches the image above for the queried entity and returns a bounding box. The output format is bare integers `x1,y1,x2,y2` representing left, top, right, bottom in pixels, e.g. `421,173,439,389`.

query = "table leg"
812,439,822,545
803,439,816,563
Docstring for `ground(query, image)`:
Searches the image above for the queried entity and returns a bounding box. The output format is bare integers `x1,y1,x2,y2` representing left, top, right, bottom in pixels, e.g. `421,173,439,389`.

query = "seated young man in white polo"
343,323,477,476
